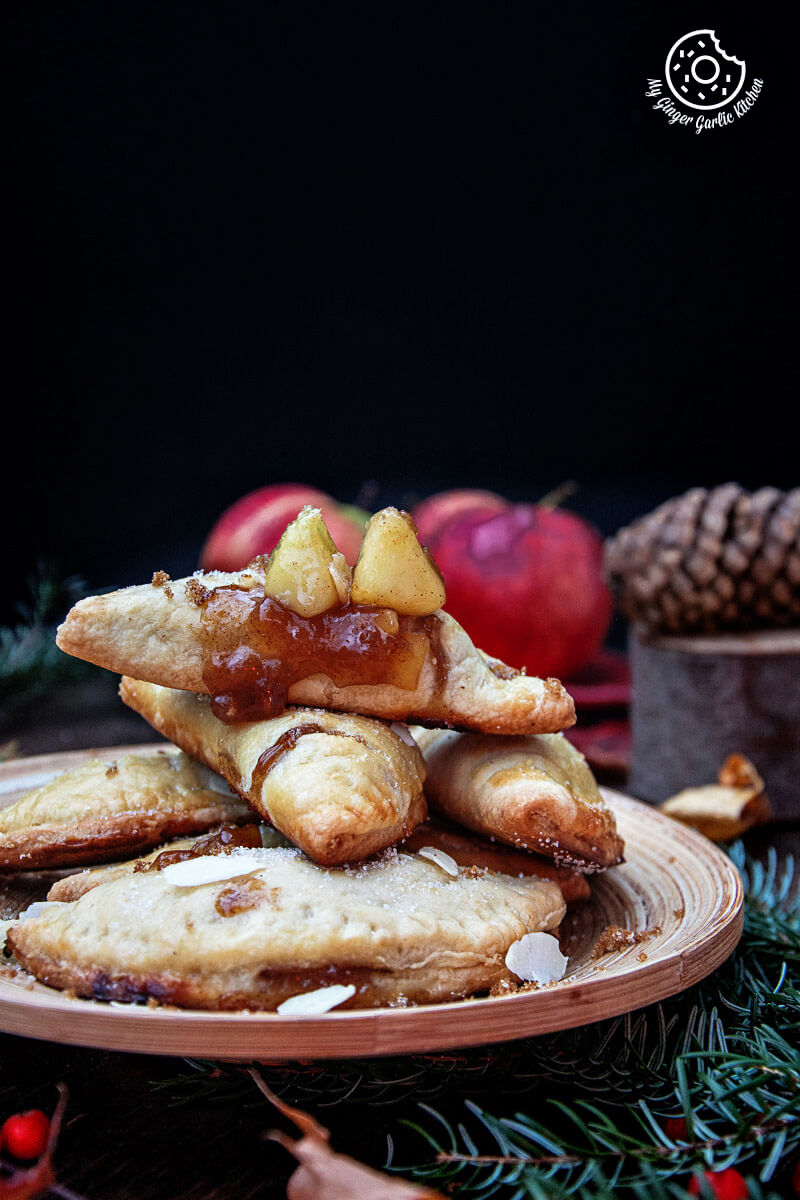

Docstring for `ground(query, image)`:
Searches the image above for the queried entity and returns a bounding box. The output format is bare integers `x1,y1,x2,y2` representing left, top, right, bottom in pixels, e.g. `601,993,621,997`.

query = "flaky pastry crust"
56,570,575,735
119,679,427,865
7,847,565,1010
46,827,290,902
0,751,254,871
412,728,624,872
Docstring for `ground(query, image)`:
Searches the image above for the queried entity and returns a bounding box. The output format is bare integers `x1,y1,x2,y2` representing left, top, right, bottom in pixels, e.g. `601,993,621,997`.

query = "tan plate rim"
0,746,744,1060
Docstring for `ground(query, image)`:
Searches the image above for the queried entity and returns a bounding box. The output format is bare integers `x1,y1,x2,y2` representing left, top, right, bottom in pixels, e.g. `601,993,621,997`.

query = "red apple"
412,488,510,546
415,498,612,680
200,484,367,571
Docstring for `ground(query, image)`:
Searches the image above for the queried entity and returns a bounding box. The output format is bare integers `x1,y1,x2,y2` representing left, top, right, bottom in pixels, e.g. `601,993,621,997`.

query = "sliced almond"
416,845,459,877
276,984,356,1015
505,931,568,984
160,853,265,887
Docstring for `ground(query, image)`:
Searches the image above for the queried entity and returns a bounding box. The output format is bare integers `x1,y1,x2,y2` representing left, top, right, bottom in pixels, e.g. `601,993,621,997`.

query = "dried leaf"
248,1069,445,1199
0,1083,67,1199
660,754,772,840
717,753,763,792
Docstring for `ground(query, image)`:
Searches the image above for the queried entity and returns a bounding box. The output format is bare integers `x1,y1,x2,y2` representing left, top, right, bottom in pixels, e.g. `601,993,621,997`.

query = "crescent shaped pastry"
0,750,254,871
55,568,575,735
7,847,566,1010
119,678,427,866
412,728,624,873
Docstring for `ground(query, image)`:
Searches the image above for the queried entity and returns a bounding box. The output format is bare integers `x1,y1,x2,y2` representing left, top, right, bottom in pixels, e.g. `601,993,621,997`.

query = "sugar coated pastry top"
7,846,566,1010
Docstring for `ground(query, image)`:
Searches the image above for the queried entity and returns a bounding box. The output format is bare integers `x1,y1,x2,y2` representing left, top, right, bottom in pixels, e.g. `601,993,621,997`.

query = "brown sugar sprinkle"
592,924,662,959
489,976,550,998
185,577,213,606
105,763,119,778
489,977,517,997
0,958,26,980
151,570,174,598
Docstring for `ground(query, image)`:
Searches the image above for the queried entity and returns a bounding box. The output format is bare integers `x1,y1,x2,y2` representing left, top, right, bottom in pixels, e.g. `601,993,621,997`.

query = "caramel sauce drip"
197,584,443,723
250,723,367,796
140,824,263,872
215,877,278,917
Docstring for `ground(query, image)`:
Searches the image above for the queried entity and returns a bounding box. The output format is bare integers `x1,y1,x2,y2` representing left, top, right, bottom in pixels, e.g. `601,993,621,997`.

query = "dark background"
2,1,795,609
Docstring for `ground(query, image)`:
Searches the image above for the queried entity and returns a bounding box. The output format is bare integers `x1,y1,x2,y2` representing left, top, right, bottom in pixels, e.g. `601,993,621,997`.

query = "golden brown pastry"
50,823,591,907
46,824,290,902
7,846,566,1010
412,728,624,872
402,821,591,904
55,566,575,735
0,750,255,871
119,678,427,866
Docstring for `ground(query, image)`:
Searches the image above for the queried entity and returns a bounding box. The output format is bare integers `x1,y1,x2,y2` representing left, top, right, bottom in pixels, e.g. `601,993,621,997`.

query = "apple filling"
199,589,440,722
194,504,448,722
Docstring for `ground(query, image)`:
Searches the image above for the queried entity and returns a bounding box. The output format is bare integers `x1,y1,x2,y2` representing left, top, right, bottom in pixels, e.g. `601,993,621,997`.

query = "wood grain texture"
629,627,800,818
0,747,743,1061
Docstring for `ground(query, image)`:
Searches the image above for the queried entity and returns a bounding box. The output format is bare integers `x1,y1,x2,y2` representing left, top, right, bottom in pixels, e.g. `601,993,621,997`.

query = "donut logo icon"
665,30,746,110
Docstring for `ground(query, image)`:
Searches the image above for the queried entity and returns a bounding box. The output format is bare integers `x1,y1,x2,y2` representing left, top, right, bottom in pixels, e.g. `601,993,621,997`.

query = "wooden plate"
0,746,743,1061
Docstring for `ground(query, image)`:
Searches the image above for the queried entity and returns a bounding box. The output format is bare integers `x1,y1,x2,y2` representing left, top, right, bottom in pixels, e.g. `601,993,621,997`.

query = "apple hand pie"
6,846,566,1010
0,750,255,871
412,728,624,872
119,678,427,866
56,572,574,735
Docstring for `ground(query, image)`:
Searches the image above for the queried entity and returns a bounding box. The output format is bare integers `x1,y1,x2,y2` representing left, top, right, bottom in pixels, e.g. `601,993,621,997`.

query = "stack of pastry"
2,507,623,1013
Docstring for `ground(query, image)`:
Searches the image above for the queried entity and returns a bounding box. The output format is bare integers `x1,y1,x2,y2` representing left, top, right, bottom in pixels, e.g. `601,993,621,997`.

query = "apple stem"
538,480,578,511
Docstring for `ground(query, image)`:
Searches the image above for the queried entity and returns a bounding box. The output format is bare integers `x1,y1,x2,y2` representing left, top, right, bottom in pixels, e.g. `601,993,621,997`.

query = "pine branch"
392,848,800,1198
0,564,91,711
432,1112,797,1167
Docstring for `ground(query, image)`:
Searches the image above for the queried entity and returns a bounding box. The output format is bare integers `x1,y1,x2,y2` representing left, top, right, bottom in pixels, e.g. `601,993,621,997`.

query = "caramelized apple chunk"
350,507,446,617
262,507,350,617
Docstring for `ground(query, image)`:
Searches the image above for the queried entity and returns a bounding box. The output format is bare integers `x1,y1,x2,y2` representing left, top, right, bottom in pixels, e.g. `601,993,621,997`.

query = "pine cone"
604,484,800,635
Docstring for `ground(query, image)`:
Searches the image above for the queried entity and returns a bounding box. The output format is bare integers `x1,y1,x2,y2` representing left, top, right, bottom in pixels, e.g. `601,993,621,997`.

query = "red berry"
1,1109,50,1160
663,1115,689,1140
688,1167,749,1200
